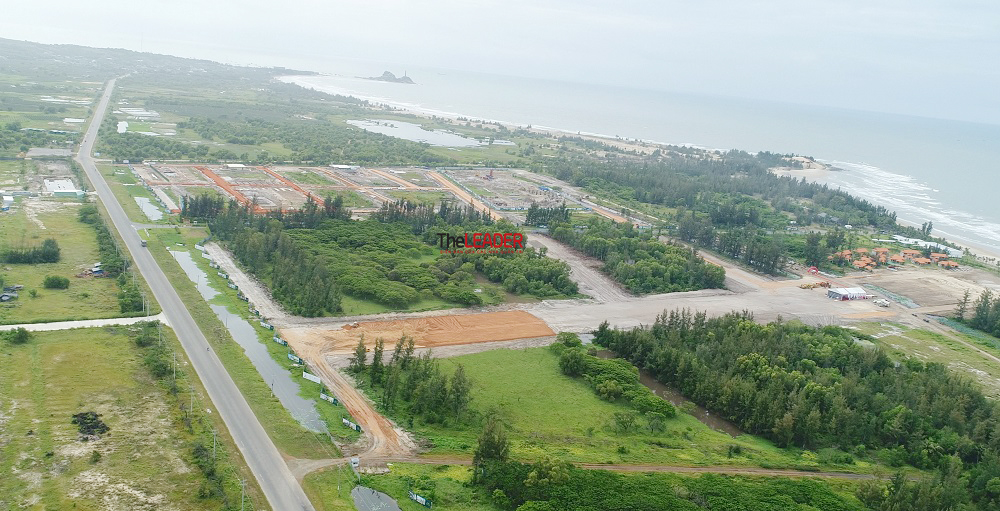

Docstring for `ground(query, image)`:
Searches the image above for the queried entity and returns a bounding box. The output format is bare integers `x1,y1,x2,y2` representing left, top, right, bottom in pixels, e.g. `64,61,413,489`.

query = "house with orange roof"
901,249,922,260
930,252,949,262
889,254,906,263
873,247,890,254
939,260,960,269
913,257,932,265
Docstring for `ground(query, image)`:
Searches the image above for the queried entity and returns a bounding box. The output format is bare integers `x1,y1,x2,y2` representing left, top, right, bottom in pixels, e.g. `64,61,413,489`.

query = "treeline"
551,218,725,293
541,150,900,231
210,207,341,317
676,215,786,274
524,202,570,226
0,123,78,156
79,204,127,276
594,309,1000,510
958,290,1000,338
2,238,60,264
100,115,455,165
349,336,472,425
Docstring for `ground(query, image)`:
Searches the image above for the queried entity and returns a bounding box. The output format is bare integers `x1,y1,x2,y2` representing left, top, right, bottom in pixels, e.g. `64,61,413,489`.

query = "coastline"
280,74,1000,267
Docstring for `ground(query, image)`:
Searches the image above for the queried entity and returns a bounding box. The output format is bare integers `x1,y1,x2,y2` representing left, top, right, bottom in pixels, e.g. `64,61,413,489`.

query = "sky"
2,0,998,124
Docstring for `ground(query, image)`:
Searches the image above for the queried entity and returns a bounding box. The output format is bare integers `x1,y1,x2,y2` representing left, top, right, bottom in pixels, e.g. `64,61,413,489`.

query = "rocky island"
362,71,414,84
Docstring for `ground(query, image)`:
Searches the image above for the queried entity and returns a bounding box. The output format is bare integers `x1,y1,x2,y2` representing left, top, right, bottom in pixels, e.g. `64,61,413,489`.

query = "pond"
347,119,484,147
169,249,325,432
595,349,743,437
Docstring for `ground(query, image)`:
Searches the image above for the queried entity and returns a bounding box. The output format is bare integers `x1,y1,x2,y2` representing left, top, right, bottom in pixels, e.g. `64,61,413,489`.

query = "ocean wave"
819,159,1000,252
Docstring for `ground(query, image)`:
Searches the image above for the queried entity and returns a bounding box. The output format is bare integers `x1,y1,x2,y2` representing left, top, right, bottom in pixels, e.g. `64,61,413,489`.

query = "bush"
43,275,70,289
6,327,32,345
71,411,110,437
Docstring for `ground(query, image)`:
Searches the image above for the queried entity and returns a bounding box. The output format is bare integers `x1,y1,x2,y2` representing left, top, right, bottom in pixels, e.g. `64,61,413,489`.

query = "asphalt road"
76,79,314,511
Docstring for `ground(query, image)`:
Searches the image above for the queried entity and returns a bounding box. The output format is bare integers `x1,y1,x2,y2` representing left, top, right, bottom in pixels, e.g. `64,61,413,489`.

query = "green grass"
146,227,349,457
0,203,126,324
304,463,500,511
98,164,173,224
858,322,1000,397
279,168,334,186
396,347,869,472
0,327,243,509
386,190,453,205
302,465,358,511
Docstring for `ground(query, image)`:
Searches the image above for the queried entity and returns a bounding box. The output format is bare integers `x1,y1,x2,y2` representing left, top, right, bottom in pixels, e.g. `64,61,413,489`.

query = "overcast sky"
3,0,998,124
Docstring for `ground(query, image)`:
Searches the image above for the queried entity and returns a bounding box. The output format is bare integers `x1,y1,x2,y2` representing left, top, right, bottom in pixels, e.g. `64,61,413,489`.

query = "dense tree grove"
524,202,570,226
541,150,899,231
551,218,724,293
210,206,341,316
352,336,473,425
2,238,60,264
675,214,787,273
595,310,1000,510
959,290,1000,338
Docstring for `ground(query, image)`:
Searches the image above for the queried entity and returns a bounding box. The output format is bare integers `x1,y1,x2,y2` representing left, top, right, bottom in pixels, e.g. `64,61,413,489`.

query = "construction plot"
444,168,569,211
281,310,555,356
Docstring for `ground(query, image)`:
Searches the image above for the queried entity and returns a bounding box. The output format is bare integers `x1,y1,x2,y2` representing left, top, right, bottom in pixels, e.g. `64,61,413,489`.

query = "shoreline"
280,74,1000,266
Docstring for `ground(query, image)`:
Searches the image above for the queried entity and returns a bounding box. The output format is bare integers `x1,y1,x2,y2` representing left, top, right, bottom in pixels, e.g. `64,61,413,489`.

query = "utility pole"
240,478,246,511
212,428,217,460
189,385,194,415
172,351,176,380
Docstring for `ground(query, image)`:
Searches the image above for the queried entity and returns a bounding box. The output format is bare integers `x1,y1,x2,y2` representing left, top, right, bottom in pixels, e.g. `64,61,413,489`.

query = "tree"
449,364,472,419
559,349,586,377
556,332,582,347
803,231,827,267
370,337,385,385
613,411,638,433
957,289,971,321
474,415,510,468
349,335,367,375
647,411,666,433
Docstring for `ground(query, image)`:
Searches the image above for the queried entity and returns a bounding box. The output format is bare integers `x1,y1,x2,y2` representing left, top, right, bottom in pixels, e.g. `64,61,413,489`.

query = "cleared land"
282,310,555,357
0,328,219,509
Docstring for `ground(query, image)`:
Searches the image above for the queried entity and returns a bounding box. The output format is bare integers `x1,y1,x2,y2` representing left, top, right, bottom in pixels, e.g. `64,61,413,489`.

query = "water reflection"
170,249,325,432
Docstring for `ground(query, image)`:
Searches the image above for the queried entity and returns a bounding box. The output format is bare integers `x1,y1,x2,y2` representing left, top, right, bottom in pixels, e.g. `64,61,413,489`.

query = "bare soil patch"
283,310,554,354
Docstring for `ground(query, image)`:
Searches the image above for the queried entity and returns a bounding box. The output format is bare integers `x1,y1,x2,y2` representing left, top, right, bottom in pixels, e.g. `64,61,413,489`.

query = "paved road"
0,314,166,331
76,79,314,511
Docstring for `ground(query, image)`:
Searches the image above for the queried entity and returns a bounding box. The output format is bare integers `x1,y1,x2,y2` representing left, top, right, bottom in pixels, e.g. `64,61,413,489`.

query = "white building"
828,287,870,300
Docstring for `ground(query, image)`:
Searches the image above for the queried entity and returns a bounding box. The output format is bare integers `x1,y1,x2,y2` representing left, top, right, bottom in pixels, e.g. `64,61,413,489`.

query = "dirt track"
204,242,291,322
528,233,629,303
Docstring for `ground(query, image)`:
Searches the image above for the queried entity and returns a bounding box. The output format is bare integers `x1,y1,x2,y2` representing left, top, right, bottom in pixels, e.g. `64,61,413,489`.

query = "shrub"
43,275,70,289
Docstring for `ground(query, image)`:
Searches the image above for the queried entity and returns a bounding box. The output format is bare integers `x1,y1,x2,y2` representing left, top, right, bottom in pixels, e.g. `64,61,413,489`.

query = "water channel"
595,350,743,437
169,249,325,432
134,196,164,221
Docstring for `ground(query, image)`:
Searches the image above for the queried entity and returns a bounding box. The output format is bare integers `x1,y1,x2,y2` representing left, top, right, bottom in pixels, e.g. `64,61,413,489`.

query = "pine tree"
370,337,385,385
449,364,472,419
349,335,367,375
474,415,510,469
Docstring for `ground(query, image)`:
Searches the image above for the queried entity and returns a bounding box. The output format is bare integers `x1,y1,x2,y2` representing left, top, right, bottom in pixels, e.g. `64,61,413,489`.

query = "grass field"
147,227,352,458
279,168,334,186
0,202,126,324
386,190,453,205
854,322,1000,397
402,348,869,471
98,164,173,224
0,327,253,509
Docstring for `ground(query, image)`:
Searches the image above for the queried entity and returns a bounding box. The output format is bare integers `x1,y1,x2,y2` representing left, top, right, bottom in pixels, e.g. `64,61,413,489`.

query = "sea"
279,61,1000,257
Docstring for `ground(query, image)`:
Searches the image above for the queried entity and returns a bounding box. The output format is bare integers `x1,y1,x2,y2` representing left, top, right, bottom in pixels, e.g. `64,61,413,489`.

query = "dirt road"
528,233,630,303
204,242,291,323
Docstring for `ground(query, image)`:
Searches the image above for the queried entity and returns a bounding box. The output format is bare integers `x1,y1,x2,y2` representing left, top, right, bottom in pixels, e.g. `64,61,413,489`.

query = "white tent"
828,287,869,300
